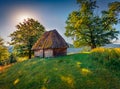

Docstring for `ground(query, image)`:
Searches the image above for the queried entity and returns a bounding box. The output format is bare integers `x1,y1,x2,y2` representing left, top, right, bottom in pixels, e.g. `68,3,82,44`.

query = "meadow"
0,49,120,89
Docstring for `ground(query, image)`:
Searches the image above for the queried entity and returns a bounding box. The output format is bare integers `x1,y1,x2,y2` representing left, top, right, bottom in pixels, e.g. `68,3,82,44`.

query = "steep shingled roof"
32,29,68,50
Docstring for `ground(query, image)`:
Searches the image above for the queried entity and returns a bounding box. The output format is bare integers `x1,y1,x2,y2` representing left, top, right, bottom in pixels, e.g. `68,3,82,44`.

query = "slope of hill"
0,53,120,89
103,44,120,48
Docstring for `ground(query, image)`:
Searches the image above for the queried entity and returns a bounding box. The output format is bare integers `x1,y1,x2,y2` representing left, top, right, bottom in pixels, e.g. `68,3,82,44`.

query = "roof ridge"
32,29,68,50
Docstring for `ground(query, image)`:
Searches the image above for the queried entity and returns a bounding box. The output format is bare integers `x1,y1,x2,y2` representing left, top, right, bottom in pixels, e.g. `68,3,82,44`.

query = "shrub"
106,58,120,70
0,46,10,65
81,46,91,52
9,53,17,63
91,48,120,70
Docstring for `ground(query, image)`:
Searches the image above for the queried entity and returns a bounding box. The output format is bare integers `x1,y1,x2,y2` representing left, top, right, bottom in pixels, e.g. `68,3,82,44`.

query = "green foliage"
91,48,120,71
0,37,10,65
80,46,91,52
10,18,45,59
0,53,120,89
106,58,120,70
65,0,120,49
0,46,10,65
9,53,17,63
13,44,29,57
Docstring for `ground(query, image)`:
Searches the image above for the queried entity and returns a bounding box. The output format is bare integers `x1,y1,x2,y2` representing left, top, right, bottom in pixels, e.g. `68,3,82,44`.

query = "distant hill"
113,40,120,44
103,44,120,48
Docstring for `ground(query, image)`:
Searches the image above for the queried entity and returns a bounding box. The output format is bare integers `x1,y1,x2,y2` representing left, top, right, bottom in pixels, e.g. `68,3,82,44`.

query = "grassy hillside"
0,53,120,89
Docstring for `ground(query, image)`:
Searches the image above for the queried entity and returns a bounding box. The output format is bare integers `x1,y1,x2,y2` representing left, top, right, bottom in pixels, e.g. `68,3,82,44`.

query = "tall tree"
65,0,120,49
10,18,45,59
0,37,9,64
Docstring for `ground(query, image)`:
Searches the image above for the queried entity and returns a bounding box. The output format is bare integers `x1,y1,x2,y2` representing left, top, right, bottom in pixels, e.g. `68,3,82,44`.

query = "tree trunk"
28,49,32,59
43,48,44,58
91,44,96,49
28,38,33,59
89,29,96,50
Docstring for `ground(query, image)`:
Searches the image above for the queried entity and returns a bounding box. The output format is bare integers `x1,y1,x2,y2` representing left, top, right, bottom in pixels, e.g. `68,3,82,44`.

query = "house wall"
53,48,67,56
44,49,53,57
34,50,43,57
34,48,67,58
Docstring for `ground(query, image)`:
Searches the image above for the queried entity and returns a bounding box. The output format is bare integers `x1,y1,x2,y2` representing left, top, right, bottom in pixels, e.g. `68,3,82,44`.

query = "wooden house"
32,29,68,57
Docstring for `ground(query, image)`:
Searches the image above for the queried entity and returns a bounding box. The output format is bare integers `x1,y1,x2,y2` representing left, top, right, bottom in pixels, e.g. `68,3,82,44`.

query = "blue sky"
0,0,120,45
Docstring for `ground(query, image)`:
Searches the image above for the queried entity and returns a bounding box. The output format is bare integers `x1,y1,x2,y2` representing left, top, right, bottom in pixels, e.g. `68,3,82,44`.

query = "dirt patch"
0,64,12,73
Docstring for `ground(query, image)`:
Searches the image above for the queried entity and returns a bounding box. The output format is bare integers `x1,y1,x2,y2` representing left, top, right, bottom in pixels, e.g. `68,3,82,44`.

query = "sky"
0,0,120,45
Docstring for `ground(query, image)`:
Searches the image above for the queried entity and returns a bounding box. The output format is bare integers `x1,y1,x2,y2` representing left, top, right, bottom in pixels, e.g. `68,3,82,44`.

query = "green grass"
0,53,120,89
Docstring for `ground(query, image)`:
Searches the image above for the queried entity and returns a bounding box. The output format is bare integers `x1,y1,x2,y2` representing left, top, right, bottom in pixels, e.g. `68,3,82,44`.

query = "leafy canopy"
10,18,45,59
0,37,10,64
65,0,120,49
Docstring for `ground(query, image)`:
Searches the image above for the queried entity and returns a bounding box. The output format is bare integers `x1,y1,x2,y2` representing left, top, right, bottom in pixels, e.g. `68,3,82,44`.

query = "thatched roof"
32,29,68,50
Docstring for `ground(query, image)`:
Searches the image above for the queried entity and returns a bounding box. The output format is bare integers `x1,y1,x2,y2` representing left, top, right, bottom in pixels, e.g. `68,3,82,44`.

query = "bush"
106,58,120,70
9,54,17,63
91,48,120,70
1,59,10,65
81,46,91,52
0,54,17,66
0,46,10,65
